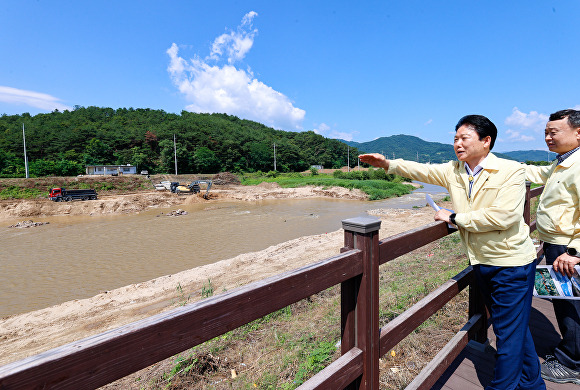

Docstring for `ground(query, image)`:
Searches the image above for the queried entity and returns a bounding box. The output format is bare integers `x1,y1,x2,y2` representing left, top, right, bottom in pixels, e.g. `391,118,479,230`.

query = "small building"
85,164,138,176
310,165,324,170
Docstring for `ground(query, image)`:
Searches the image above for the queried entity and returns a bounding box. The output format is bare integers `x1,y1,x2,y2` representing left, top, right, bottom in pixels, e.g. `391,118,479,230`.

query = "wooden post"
467,274,488,344
524,181,531,227
341,217,381,390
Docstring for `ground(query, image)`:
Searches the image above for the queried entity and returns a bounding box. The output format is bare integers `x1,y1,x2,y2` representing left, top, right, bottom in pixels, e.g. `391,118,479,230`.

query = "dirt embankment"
0,184,368,222
0,172,370,222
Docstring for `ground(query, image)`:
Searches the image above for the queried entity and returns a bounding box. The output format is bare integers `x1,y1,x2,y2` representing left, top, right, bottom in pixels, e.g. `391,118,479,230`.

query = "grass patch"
241,174,414,200
0,186,45,199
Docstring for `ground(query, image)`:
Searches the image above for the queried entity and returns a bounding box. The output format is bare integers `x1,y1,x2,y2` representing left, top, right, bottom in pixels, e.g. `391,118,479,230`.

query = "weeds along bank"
102,233,469,390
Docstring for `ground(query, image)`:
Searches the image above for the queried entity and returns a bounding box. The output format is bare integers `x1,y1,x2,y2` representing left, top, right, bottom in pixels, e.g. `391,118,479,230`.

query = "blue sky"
1,1,579,152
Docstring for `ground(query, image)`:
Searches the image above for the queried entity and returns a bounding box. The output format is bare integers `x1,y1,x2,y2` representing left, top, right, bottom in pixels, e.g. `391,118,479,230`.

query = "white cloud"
209,11,257,64
505,129,535,142
0,86,72,112
167,12,305,130
313,122,357,141
424,119,433,126
504,107,548,131
498,107,549,145
313,123,331,135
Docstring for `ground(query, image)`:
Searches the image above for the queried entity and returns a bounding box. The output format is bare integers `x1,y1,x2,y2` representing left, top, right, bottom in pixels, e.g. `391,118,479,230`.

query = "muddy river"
1,183,447,317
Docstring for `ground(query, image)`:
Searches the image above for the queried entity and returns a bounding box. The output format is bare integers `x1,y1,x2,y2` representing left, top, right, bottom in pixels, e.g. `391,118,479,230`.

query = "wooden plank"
432,343,495,389
296,347,363,390
341,277,358,355
406,314,480,390
435,372,489,390
529,186,544,198
0,250,363,390
435,291,580,390
525,182,532,226
379,221,454,265
379,267,473,357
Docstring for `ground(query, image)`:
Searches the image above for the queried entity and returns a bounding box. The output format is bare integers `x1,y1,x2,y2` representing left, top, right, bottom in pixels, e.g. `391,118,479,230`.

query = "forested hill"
0,107,358,177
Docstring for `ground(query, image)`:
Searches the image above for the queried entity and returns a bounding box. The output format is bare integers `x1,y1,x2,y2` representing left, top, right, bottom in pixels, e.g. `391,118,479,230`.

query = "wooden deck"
432,297,578,389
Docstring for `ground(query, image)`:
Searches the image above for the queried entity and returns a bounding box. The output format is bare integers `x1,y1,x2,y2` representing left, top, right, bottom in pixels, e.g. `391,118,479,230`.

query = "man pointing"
360,114,545,390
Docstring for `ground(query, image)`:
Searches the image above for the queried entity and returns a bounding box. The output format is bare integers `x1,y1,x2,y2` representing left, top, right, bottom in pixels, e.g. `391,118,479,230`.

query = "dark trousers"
543,243,580,371
474,263,545,390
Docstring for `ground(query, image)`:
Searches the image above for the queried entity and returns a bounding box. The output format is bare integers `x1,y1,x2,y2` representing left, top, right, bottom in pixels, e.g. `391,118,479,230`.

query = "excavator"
170,180,212,199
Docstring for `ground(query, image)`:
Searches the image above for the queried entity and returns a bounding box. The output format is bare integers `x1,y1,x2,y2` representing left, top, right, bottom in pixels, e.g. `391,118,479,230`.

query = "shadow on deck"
433,297,578,390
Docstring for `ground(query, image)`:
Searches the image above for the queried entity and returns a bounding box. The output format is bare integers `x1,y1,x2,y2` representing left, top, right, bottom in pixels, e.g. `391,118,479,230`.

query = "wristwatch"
566,247,580,258
449,213,457,226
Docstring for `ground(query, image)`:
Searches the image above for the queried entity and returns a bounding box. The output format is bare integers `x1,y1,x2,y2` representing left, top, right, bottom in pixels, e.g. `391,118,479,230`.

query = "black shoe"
541,355,580,384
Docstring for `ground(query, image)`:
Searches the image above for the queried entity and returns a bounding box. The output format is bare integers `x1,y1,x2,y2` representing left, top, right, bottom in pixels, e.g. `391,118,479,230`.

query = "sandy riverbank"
0,183,370,222
0,184,441,367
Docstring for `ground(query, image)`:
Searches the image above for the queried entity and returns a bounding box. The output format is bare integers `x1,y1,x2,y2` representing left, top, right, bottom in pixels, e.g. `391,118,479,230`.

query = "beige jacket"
525,151,580,251
388,153,536,266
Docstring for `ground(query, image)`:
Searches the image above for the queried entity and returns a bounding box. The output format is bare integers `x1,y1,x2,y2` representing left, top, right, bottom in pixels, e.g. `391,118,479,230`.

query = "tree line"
0,107,360,177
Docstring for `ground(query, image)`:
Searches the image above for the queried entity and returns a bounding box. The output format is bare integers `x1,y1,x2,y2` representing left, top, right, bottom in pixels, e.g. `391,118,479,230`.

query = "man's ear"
483,135,492,149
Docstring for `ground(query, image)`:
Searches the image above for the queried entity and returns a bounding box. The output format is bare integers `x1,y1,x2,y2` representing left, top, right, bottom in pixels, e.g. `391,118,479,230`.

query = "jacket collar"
557,147,580,168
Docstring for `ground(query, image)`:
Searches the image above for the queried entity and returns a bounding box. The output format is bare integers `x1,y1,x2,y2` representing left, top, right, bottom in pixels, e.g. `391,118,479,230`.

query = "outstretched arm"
358,153,390,170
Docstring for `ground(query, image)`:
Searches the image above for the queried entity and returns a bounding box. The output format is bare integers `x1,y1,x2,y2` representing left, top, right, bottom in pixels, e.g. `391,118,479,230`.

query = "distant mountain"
341,135,551,163
501,150,556,163
342,135,456,163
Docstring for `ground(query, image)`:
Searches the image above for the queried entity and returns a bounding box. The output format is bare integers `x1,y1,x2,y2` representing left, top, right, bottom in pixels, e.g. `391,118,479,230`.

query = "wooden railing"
0,184,543,390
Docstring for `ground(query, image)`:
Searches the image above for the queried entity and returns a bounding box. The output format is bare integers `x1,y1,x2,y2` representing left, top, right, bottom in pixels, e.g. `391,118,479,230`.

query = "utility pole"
273,143,277,171
173,134,178,175
22,123,29,178
347,146,350,172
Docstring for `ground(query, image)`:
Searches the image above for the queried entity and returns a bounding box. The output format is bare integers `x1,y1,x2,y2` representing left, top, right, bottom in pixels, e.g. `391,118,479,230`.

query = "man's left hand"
434,209,453,224
553,253,580,277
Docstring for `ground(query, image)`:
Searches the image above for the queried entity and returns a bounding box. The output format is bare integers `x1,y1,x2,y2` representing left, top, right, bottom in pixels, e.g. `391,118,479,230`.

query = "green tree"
247,142,272,172
193,147,220,173
83,138,113,165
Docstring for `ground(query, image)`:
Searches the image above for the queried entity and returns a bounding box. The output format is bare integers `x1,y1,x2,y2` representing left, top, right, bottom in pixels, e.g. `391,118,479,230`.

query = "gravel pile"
212,172,241,185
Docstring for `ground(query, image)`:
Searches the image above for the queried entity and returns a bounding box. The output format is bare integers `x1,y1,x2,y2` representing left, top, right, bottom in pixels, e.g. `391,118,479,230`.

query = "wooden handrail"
379,220,455,265
0,249,362,389
379,267,475,357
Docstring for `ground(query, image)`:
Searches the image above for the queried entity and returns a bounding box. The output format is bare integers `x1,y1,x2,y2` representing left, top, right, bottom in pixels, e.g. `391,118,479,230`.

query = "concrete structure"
85,165,137,176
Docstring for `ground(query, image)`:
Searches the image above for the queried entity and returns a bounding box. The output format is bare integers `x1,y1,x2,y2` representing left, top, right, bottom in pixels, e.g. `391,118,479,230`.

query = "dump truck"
49,188,98,202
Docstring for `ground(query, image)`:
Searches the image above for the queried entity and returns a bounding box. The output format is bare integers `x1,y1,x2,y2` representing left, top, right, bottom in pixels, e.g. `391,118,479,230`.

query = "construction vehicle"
170,180,213,199
49,188,98,202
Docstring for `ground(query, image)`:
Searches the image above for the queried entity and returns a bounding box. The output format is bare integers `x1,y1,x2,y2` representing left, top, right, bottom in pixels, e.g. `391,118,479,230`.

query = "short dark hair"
549,109,580,129
455,114,497,150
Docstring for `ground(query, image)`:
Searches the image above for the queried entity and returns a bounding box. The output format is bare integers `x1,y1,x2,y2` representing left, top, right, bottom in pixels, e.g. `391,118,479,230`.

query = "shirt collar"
464,155,488,176
557,147,580,165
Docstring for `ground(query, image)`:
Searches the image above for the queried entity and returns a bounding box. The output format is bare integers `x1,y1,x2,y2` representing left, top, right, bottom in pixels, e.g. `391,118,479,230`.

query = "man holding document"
360,115,545,390
524,109,580,384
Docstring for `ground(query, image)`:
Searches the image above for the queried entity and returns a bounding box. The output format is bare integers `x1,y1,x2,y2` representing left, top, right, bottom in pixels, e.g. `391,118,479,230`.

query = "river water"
1,183,447,318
